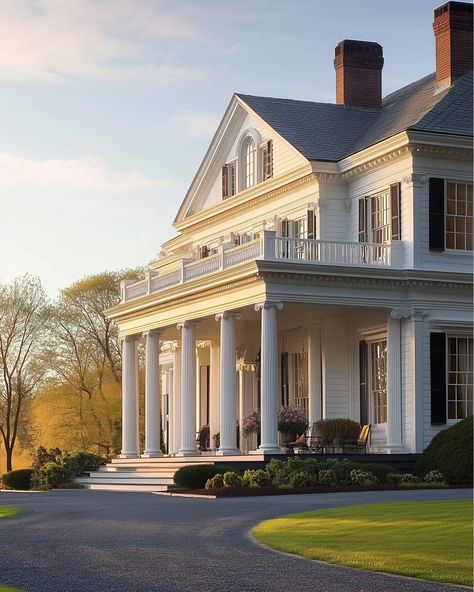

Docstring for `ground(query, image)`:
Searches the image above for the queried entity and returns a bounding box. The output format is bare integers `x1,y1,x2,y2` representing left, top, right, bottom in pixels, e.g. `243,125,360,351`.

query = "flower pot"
280,431,297,447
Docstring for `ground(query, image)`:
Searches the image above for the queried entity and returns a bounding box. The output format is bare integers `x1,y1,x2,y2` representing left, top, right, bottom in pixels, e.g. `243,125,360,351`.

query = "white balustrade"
122,235,395,302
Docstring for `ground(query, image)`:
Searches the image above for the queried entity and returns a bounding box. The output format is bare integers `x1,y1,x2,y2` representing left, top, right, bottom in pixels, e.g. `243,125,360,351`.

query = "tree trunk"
6,446,13,472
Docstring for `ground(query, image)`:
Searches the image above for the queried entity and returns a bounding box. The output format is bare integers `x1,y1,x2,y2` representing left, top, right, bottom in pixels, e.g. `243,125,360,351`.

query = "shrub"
242,469,269,488
32,462,70,489
2,468,34,490
400,473,421,483
61,450,105,477
205,474,224,489
350,469,377,486
173,464,234,489
424,470,445,483
400,481,448,489
314,418,360,446
289,471,317,488
223,471,242,488
32,447,62,471
414,417,473,484
323,458,353,485
350,462,393,483
386,472,403,484
318,469,337,486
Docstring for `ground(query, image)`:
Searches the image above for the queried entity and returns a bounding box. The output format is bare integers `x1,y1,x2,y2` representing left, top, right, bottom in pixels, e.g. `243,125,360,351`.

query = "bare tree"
0,275,50,471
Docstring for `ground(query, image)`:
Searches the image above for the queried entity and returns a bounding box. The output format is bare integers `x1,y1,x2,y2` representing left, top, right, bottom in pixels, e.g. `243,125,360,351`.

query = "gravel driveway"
0,488,470,592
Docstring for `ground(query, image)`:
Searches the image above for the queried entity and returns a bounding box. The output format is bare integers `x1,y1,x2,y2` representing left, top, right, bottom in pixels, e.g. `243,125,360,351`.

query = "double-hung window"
447,336,473,420
359,184,401,244
445,181,473,250
370,339,387,424
221,161,236,199
244,138,256,189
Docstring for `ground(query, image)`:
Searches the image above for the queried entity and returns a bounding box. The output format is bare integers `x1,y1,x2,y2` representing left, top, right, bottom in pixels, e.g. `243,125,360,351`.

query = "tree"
0,275,50,471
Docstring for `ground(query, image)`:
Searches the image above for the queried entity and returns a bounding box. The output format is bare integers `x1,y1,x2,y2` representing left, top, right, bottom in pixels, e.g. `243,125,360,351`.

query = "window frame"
446,334,473,423
444,179,473,252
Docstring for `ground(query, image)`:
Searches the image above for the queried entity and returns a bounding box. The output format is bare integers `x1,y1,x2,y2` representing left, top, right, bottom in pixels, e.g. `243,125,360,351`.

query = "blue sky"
0,0,463,296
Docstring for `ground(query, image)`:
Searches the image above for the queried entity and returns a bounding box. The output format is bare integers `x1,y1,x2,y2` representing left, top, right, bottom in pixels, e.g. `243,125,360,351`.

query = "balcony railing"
121,232,402,303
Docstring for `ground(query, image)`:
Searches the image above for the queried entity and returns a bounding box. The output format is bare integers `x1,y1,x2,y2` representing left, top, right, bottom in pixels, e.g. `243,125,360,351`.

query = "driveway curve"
0,488,470,592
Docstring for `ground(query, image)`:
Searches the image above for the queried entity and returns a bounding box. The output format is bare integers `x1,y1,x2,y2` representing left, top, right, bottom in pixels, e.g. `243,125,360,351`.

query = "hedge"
2,468,34,490
173,464,236,489
414,416,473,484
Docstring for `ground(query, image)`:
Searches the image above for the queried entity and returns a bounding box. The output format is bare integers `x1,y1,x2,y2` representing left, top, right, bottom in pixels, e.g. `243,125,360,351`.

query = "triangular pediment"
174,95,308,225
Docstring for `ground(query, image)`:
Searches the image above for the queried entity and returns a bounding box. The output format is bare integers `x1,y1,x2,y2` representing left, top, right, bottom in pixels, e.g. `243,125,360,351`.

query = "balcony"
121,232,403,303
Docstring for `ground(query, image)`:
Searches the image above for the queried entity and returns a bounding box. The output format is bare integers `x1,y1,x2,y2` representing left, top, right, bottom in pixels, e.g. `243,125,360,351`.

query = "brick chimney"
433,1,473,88
334,40,384,108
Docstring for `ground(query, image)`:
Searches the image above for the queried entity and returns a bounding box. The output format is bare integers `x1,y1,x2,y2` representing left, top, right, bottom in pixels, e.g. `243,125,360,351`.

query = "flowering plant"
277,406,309,435
242,409,261,437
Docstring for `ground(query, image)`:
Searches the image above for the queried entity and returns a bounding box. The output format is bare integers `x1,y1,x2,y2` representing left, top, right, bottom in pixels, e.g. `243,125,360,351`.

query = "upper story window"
261,140,273,181
222,161,236,199
446,181,473,251
429,178,473,252
244,137,256,189
359,183,401,244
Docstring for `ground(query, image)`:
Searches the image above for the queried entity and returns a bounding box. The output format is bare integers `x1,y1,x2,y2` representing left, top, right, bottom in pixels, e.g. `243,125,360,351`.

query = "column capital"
391,308,427,321
177,320,200,330
254,301,283,312
142,328,162,338
121,334,140,344
215,311,241,321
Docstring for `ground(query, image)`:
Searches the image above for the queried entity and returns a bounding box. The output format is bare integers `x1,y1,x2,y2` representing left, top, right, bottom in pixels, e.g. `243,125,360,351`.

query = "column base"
141,451,164,458
257,445,286,455
176,449,200,457
216,448,240,456
119,452,140,459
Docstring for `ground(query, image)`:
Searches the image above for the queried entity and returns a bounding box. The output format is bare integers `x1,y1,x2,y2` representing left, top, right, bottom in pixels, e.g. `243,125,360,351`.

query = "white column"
254,301,284,454
308,325,322,427
170,346,181,455
120,335,139,458
410,310,426,453
209,342,220,451
238,363,247,453
177,321,199,456
386,313,404,452
142,329,163,457
216,312,240,455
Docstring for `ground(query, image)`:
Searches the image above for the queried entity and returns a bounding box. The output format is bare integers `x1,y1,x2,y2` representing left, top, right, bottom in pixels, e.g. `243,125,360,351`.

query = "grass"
0,506,20,520
253,500,473,586
0,507,24,591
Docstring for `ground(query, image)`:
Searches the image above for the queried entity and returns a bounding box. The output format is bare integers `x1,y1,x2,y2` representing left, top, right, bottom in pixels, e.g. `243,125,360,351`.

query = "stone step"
83,483,171,492
87,471,175,483
77,476,173,486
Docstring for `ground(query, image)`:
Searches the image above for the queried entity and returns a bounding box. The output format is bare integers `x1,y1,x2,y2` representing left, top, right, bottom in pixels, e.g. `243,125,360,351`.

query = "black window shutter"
429,178,445,251
430,332,447,424
390,182,401,240
358,198,367,242
267,139,273,179
229,162,235,196
307,209,315,239
221,165,228,199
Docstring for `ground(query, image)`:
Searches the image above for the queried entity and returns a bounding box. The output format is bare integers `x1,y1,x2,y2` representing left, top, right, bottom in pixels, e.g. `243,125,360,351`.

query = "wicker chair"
342,424,371,454
289,423,323,454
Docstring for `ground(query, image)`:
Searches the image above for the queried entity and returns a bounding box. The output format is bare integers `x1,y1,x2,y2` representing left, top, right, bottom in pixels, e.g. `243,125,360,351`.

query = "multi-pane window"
244,138,256,189
370,340,387,424
447,336,473,420
291,349,309,418
370,192,391,244
221,162,236,199
261,140,273,181
445,181,473,250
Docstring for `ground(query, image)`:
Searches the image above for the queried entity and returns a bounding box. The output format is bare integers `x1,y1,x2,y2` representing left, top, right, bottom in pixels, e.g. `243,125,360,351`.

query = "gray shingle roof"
237,71,473,162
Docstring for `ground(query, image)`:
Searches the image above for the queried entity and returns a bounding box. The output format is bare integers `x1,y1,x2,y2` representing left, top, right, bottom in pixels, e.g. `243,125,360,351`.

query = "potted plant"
242,409,261,437
277,406,309,448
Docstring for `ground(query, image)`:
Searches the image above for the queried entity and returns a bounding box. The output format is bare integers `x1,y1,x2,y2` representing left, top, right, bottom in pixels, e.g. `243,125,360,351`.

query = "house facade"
108,1,473,460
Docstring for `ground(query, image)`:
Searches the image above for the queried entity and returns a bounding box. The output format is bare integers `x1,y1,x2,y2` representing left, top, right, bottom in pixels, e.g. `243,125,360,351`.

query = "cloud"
0,152,175,192
0,0,207,83
171,110,221,138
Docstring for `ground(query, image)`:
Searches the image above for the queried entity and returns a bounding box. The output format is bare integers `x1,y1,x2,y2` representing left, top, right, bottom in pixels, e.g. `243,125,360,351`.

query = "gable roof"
236,70,473,162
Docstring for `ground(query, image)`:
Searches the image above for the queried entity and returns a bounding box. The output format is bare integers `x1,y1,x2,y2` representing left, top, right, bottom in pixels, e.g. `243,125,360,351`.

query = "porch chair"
342,424,371,454
289,423,323,454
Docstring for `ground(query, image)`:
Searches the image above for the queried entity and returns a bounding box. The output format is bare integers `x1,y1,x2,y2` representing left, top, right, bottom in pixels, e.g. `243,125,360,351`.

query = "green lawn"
0,506,20,520
0,507,24,591
253,500,473,586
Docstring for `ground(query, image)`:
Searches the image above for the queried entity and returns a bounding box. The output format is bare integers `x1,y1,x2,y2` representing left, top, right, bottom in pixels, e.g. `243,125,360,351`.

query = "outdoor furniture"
289,423,323,454
341,424,371,454
197,425,210,451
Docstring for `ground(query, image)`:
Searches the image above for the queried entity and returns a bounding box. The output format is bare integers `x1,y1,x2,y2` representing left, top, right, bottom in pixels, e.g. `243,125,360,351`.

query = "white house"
106,1,473,469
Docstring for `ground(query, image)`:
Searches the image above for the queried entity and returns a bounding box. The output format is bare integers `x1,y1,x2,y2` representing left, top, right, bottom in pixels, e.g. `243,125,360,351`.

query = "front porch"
118,301,414,463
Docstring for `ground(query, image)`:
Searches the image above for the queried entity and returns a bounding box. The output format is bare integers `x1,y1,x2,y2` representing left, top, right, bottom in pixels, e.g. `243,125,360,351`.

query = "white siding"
322,317,351,418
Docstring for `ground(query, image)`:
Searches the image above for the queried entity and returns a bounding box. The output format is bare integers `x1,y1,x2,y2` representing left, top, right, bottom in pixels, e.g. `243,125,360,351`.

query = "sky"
0,0,464,297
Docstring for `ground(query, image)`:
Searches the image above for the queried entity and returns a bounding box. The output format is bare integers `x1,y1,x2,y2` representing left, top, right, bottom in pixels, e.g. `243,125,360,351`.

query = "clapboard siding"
323,317,350,418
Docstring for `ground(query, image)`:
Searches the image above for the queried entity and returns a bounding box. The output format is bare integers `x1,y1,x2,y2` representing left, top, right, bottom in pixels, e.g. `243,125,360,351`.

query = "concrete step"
83,483,171,492
77,476,173,485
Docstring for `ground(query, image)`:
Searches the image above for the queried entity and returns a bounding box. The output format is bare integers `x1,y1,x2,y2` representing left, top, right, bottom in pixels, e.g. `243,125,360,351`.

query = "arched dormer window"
244,137,256,189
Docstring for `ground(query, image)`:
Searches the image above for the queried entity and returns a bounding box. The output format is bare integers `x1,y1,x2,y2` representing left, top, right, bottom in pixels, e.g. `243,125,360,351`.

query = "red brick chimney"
334,40,384,108
433,1,473,88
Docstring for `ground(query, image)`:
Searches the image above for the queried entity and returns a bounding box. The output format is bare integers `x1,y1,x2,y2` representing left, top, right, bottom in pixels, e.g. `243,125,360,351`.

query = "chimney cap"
434,1,473,19
334,39,384,71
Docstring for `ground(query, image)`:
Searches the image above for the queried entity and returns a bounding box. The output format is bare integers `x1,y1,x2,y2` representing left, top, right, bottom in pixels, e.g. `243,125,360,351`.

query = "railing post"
262,230,276,261
120,279,134,303
180,259,186,284
146,271,152,295
390,240,404,268
218,245,225,270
